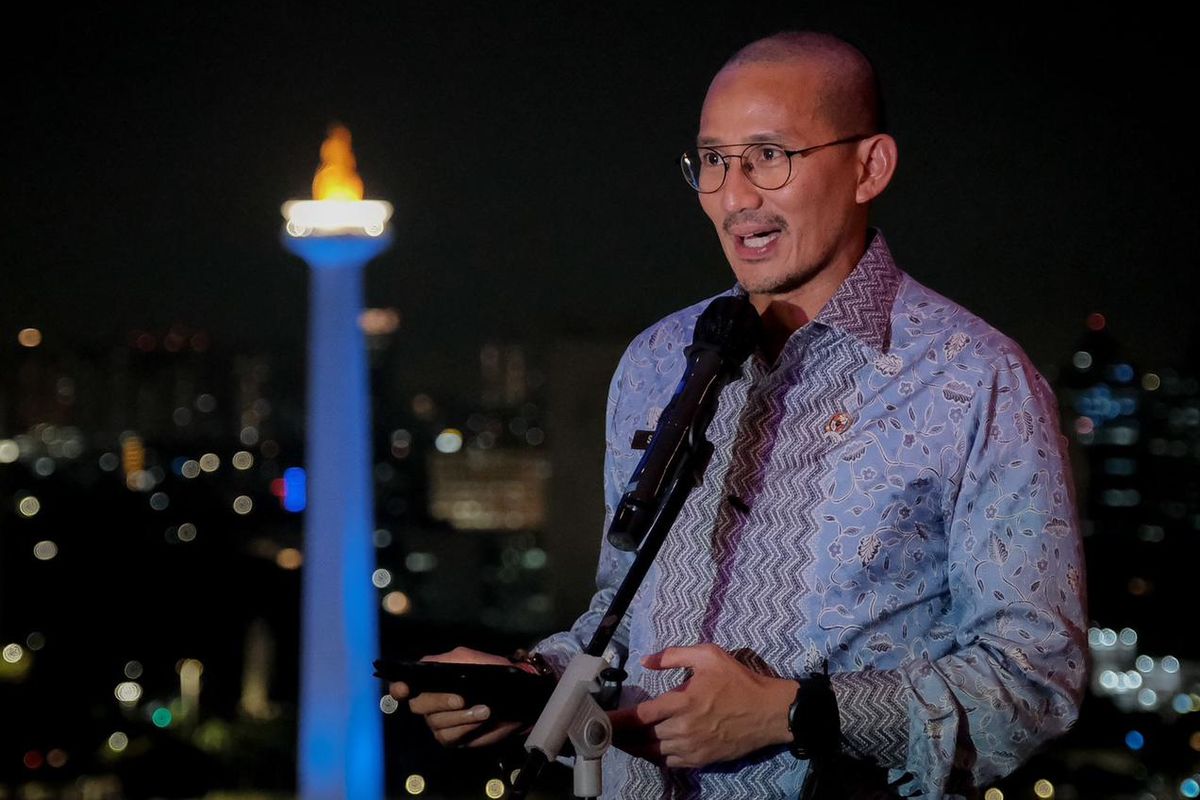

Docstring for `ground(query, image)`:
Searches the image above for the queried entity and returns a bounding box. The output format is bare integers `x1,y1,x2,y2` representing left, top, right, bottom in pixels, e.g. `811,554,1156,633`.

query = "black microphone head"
692,295,761,363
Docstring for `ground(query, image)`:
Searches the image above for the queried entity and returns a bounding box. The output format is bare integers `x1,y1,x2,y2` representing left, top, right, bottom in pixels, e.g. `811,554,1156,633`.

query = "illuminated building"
282,125,390,800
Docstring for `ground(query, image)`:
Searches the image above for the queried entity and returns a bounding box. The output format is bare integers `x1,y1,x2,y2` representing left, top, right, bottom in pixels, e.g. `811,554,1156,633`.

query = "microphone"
606,294,761,551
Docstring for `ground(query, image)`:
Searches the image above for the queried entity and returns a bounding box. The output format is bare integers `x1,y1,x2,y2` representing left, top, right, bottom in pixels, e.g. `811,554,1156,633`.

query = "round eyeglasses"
680,134,871,193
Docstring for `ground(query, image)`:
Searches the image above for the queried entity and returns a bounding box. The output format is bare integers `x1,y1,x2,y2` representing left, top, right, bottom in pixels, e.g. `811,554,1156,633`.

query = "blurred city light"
276,548,303,570
435,428,464,454
114,681,143,704
405,774,426,795
282,466,306,512
17,495,41,517
382,591,411,615
33,540,58,561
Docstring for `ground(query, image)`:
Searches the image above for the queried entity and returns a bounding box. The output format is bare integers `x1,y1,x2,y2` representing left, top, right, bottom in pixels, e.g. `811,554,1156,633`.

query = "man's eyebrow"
696,132,791,147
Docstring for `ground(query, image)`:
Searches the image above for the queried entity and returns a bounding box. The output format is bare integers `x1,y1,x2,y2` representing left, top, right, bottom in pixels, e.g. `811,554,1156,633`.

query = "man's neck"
748,231,869,364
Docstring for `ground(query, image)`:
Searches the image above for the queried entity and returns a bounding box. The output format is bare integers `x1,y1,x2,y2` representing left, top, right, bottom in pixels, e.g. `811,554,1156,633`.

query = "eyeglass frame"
679,133,874,193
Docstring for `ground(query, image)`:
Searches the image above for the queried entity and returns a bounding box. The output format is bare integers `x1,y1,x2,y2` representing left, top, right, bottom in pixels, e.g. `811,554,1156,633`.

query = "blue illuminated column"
282,201,392,799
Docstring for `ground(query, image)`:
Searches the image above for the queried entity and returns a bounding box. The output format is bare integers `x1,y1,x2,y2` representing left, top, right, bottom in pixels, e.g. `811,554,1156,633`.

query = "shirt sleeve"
531,351,638,677
829,353,1088,796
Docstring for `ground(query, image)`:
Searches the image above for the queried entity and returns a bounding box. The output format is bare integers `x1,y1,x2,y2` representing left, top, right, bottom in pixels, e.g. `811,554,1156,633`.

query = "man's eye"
757,146,784,162
700,151,724,168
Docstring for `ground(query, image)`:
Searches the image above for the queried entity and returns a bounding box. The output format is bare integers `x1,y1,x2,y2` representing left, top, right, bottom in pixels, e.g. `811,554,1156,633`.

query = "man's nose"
721,159,764,213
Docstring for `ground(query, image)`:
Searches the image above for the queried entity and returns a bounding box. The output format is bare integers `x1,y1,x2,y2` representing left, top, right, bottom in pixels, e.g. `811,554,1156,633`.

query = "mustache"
722,213,789,234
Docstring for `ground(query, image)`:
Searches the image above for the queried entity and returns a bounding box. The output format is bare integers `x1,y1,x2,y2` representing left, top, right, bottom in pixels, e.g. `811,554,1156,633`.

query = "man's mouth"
740,230,781,249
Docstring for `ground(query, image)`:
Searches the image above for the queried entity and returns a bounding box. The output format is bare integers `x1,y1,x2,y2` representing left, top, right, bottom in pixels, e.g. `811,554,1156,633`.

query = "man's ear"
855,134,898,204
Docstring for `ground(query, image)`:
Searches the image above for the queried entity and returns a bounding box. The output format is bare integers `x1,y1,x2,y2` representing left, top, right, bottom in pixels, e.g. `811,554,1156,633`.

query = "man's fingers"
432,722,484,746
408,692,465,715
432,719,522,749
609,694,683,729
642,643,715,671
427,705,491,730
611,725,666,764
458,721,523,748
388,681,410,700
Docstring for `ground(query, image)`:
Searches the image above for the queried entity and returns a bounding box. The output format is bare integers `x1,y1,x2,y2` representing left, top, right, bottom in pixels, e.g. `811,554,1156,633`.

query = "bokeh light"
383,591,411,615
435,428,463,454
33,540,58,561
114,682,143,704
18,496,41,517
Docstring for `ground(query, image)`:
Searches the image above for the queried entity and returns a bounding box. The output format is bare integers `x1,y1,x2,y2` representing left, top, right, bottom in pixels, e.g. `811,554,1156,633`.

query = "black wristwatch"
786,672,840,760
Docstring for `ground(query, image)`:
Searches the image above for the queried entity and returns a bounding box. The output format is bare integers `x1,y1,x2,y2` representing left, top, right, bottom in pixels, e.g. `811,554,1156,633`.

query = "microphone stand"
509,420,716,799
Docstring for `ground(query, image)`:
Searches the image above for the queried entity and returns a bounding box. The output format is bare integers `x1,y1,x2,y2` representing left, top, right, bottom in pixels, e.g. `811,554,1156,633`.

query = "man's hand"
608,643,797,769
388,646,524,748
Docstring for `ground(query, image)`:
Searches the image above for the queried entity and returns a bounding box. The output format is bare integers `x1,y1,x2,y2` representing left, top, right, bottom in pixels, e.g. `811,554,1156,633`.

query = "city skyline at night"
4,5,1199,798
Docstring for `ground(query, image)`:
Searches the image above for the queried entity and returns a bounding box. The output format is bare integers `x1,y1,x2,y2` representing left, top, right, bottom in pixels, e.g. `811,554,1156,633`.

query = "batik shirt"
534,231,1087,799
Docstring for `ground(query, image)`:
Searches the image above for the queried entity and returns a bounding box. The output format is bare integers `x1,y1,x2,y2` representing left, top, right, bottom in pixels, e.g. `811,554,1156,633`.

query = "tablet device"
374,659,555,721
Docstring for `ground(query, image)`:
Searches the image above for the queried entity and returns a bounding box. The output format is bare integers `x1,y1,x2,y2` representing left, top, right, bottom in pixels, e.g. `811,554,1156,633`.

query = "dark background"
6,4,1195,381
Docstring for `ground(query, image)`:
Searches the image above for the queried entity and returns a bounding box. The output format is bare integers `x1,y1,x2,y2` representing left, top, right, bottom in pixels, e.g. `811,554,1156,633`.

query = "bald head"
721,31,885,136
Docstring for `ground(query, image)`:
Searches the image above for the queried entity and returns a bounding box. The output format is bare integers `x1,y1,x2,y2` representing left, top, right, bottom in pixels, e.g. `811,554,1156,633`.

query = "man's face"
697,61,865,298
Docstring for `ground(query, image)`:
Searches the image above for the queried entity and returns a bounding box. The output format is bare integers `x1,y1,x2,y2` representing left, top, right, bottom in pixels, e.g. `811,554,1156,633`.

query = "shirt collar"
811,229,902,354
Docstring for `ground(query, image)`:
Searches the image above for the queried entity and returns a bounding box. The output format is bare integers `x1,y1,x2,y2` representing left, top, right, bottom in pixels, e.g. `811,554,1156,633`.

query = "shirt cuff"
829,669,910,768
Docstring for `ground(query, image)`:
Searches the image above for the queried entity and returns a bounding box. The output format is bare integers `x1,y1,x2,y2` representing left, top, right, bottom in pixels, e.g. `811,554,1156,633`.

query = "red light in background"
1086,312,1107,331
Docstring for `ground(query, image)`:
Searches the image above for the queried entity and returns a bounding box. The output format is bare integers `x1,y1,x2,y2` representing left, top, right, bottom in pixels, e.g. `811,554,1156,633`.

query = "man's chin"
734,268,817,298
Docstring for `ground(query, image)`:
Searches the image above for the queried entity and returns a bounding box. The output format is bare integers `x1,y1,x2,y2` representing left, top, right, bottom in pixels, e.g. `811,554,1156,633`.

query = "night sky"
6,4,1195,390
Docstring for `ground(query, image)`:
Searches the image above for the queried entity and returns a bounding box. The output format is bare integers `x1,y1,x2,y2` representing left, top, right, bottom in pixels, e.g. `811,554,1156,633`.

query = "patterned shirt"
534,231,1087,799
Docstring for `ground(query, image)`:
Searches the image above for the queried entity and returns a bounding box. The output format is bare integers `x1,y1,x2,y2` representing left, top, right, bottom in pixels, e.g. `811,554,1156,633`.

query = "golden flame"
312,124,364,201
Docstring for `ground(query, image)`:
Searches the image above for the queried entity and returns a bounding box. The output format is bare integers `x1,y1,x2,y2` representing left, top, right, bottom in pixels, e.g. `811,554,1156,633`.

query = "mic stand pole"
510,430,715,799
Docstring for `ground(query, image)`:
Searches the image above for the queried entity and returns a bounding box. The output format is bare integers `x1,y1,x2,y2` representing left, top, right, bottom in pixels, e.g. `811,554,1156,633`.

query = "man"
393,31,1086,798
